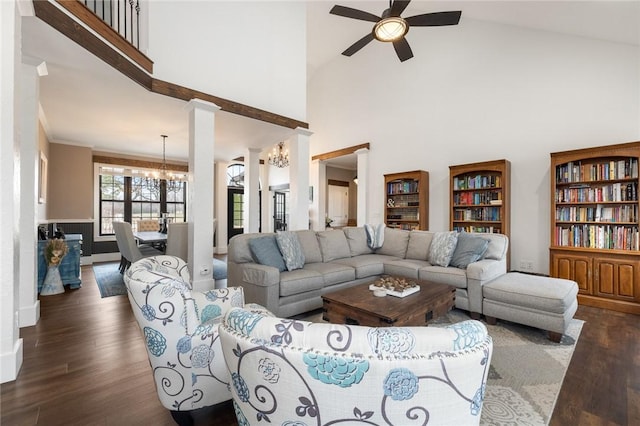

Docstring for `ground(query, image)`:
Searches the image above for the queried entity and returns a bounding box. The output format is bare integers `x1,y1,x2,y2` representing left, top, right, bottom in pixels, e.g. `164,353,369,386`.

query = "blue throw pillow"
248,236,286,272
275,231,305,271
449,232,490,269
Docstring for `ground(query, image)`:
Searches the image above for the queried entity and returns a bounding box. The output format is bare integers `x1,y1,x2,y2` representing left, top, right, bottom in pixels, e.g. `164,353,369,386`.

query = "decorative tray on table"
369,276,420,298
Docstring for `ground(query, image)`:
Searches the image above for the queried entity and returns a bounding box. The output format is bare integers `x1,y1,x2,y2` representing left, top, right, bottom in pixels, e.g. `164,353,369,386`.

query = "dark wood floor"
1,264,638,425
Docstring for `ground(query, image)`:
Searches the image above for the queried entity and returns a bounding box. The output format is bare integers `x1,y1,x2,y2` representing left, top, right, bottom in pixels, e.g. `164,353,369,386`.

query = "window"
97,165,186,236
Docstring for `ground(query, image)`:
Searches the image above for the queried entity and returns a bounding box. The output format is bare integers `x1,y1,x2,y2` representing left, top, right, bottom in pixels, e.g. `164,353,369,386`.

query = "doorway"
273,191,287,231
328,183,349,227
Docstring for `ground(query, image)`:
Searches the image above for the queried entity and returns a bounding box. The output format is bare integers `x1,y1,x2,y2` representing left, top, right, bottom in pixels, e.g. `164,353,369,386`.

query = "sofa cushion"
482,233,509,261
304,262,356,285
248,236,286,272
384,258,430,279
331,254,387,279
317,230,351,262
279,269,325,297
428,231,459,267
406,231,434,261
275,231,305,271
419,265,467,289
295,230,323,264
449,232,489,269
376,228,410,258
343,227,374,256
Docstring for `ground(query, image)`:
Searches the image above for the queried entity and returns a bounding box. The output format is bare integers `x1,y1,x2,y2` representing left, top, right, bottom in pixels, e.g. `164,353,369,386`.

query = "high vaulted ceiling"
22,1,640,168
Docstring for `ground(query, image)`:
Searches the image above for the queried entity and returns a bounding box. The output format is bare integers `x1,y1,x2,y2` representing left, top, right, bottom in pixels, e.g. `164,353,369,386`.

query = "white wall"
308,18,640,274
148,1,307,122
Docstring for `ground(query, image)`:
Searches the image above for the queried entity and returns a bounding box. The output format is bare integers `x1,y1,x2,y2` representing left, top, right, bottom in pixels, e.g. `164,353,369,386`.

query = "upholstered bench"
482,272,579,342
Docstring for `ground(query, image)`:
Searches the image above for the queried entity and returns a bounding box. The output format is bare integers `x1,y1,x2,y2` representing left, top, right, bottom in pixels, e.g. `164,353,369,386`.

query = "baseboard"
90,253,120,264
0,338,23,383
509,270,550,277
19,300,40,327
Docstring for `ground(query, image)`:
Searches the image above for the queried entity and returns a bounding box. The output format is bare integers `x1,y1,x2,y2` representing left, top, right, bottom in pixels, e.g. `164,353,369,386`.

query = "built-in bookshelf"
384,170,429,231
449,159,511,238
550,141,640,314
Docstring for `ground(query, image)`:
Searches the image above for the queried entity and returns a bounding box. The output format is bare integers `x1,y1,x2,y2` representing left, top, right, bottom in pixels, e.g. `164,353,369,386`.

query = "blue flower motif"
383,368,419,401
470,384,485,415
367,328,415,356
176,335,191,354
194,322,215,336
141,304,155,321
231,291,243,307
258,357,281,383
227,310,262,335
448,321,485,350
303,354,369,388
233,400,250,426
191,344,214,368
143,327,167,357
201,304,222,323
232,373,250,402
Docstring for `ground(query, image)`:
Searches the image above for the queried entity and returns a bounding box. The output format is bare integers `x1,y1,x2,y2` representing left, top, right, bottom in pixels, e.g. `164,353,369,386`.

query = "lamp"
146,135,182,192
353,175,358,185
373,7,408,42
268,142,290,168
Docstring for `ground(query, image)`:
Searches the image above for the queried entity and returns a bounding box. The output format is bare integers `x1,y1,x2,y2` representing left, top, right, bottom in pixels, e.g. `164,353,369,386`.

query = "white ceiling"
22,1,640,168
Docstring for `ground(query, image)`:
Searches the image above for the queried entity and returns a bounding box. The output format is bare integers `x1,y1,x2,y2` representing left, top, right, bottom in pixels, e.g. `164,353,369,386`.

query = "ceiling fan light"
374,17,408,42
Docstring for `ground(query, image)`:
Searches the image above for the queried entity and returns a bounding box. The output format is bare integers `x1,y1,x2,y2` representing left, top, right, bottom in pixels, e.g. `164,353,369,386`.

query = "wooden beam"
93,155,189,172
328,179,350,187
312,143,370,161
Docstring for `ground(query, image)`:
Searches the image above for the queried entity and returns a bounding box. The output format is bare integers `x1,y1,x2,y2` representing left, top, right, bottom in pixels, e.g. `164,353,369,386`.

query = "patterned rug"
93,258,228,298
301,308,583,426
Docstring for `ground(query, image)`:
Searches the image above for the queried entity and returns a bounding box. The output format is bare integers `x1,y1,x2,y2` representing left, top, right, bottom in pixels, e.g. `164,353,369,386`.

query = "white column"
243,148,261,233
356,147,370,226
1,0,23,383
288,127,313,230
19,58,46,327
309,159,326,231
186,99,219,292
214,160,228,255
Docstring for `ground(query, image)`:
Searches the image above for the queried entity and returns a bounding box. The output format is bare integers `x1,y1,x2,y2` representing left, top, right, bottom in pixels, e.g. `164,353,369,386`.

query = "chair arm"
465,259,507,314
241,263,280,287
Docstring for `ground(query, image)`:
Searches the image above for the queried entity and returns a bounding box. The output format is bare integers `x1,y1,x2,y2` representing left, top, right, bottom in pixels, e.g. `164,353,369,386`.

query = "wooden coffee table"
322,278,456,327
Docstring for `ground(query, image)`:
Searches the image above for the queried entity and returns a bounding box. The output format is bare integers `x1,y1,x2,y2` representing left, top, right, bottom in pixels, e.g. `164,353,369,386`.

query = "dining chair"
113,221,163,273
165,222,188,262
137,218,160,232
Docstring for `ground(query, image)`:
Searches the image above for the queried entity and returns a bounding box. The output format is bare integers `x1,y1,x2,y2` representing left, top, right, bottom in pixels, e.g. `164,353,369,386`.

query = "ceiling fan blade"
342,33,375,56
330,5,380,23
405,11,462,27
390,0,411,17
393,37,414,62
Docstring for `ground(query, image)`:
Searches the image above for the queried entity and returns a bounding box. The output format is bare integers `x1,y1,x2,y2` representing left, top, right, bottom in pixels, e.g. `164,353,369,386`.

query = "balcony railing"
80,0,140,49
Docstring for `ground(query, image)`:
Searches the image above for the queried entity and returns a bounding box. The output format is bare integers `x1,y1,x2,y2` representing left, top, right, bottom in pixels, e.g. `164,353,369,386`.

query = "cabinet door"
594,257,640,302
551,252,592,294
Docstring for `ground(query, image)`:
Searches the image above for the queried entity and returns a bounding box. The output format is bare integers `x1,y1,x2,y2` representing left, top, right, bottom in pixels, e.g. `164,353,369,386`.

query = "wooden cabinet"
38,234,82,292
384,170,429,230
449,159,511,233
550,141,640,314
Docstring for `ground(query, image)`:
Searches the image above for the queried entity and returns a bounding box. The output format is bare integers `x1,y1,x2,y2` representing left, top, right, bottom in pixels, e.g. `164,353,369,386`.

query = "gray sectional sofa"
227,227,509,318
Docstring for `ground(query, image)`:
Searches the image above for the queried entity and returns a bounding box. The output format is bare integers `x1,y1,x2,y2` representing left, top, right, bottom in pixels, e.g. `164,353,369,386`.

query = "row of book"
555,182,638,203
453,191,502,206
387,213,419,221
554,225,640,250
453,174,502,190
453,226,501,234
556,158,639,183
453,207,501,222
387,180,420,194
387,194,420,207
388,223,420,231
556,205,638,223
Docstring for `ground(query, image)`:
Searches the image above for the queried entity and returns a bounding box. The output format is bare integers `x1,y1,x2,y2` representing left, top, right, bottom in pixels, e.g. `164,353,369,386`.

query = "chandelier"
268,142,289,168
147,135,182,192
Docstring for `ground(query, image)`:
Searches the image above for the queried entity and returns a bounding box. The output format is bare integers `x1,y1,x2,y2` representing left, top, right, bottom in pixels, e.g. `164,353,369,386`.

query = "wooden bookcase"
384,170,429,230
449,159,511,238
550,141,640,314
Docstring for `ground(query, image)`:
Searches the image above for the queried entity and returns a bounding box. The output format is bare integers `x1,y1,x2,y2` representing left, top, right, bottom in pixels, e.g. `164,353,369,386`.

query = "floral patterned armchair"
220,307,493,426
124,256,270,425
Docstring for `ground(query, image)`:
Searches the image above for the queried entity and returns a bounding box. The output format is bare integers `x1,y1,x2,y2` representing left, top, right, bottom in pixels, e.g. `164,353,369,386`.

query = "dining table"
133,231,167,251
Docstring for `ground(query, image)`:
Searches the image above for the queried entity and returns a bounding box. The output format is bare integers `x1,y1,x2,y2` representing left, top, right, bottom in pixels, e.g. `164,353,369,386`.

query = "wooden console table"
37,234,82,293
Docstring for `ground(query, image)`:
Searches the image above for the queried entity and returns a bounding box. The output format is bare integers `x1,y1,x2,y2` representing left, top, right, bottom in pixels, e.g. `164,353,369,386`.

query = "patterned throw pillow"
276,231,306,271
248,236,286,272
428,231,459,267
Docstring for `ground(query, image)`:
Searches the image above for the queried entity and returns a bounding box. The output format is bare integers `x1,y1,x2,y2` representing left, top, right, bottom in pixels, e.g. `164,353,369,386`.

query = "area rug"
93,262,127,298
93,258,228,298
301,308,583,426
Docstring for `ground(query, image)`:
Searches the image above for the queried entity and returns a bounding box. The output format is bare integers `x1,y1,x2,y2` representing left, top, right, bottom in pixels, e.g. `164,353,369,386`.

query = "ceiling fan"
330,0,462,62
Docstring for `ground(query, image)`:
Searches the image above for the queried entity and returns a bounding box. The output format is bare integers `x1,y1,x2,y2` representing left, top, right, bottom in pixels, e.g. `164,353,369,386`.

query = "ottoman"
482,272,579,342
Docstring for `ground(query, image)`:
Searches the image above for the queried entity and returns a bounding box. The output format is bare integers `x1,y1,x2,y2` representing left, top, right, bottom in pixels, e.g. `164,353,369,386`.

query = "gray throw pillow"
317,230,351,262
248,236,286,272
449,232,489,269
276,231,305,271
428,231,459,267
